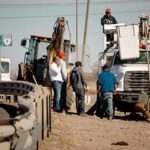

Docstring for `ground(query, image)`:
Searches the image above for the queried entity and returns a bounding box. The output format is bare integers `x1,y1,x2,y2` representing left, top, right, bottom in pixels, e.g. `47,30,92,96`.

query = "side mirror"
100,59,105,66
24,52,30,64
25,52,30,55
64,40,70,52
21,39,27,47
70,44,76,52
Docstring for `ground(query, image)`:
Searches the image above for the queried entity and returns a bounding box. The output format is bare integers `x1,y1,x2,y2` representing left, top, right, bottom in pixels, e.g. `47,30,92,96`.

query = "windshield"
114,51,150,64
26,39,50,65
0,62,9,73
37,42,49,59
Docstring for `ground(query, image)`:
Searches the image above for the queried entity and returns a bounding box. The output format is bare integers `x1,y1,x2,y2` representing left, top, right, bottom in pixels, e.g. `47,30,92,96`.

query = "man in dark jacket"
101,8,118,41
70,61,87,116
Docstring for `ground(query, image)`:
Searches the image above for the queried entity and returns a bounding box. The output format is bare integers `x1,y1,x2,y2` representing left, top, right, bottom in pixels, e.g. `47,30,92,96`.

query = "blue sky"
0,0,150,72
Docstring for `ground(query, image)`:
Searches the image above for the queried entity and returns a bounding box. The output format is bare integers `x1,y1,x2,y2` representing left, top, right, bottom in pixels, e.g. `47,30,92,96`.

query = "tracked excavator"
17,17,72,87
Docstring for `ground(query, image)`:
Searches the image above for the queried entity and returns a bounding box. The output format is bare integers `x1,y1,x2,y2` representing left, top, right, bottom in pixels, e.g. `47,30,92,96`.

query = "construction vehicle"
17,17,72,86
0,17,72,150
98,15,150,113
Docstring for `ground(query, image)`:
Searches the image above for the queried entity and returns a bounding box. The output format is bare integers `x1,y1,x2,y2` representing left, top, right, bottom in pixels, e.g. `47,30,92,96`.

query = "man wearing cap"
57,51,68,113
101,8,118,41
49,56,63,112
97,63,117,120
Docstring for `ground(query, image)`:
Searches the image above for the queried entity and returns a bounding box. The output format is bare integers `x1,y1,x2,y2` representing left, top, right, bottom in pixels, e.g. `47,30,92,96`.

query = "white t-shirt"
60,59,67,81
49,62,63,82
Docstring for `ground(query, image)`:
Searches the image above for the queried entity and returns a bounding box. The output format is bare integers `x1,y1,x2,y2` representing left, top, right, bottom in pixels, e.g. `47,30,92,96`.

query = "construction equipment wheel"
0,107,10,119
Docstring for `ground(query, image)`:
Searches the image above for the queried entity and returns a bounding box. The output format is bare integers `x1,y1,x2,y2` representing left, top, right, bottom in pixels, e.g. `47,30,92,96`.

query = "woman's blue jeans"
51,81,62,112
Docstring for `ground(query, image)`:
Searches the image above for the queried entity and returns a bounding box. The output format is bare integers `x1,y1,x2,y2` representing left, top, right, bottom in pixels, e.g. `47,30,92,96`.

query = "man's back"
70,67,87,90
97,71,116,93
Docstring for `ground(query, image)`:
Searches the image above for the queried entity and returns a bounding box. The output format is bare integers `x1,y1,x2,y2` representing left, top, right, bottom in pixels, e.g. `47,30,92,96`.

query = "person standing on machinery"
101,8,118,42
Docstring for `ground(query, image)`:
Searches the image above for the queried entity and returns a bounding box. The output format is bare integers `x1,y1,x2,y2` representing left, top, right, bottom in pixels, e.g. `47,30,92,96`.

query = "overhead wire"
0,9,149,20
0,0,149,20
0,0,149,8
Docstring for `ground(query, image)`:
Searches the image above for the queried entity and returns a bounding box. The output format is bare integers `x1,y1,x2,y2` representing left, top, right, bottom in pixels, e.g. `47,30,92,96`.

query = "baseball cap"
57,52,65,58
105,8,111,13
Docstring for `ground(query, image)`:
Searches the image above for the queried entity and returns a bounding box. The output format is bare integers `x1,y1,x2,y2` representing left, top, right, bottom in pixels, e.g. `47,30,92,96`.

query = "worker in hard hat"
57,51,68,113
101,8,118,42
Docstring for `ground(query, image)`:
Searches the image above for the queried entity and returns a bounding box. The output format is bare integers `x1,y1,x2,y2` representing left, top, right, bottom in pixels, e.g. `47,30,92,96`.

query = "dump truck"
98,15,150,113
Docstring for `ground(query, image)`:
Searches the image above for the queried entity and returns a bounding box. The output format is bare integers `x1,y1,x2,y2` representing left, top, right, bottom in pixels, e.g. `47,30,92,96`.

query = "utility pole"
82,0,90,65
0,46,1,81
76,0,78,61
0,46,2,81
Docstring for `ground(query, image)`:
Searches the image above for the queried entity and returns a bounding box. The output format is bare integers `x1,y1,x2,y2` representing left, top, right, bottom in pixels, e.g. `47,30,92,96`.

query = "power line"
0,0,149,8
0,9,149,20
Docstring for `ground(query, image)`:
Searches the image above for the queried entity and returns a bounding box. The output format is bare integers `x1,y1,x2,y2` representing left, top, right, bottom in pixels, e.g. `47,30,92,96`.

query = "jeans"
75,88,85,114
51,81,62,112
100,92,113,118
61,82,67,112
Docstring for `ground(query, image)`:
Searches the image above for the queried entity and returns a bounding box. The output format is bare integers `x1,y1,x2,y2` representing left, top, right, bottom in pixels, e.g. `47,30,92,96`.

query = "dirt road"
39,110,150,150
39,73,150,150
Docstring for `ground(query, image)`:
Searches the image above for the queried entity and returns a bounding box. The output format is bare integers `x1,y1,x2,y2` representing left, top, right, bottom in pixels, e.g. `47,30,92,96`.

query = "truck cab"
111,49,149,92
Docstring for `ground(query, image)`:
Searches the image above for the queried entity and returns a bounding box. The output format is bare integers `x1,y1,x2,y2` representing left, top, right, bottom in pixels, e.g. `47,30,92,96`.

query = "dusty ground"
39,73,150,150
39,111,150,150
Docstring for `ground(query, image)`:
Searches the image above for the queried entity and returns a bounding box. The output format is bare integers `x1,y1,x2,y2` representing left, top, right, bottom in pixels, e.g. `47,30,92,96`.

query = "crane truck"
98,15,150,113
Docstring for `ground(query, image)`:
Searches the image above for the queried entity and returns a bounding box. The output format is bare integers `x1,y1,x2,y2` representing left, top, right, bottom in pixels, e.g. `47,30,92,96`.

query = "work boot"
147,118,150,123
108,116,113,120
77,112,85,117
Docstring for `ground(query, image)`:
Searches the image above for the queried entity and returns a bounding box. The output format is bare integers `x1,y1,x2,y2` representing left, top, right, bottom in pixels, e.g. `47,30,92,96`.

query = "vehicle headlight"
117,81,122,89
116,72,124,81
115,72,124,89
